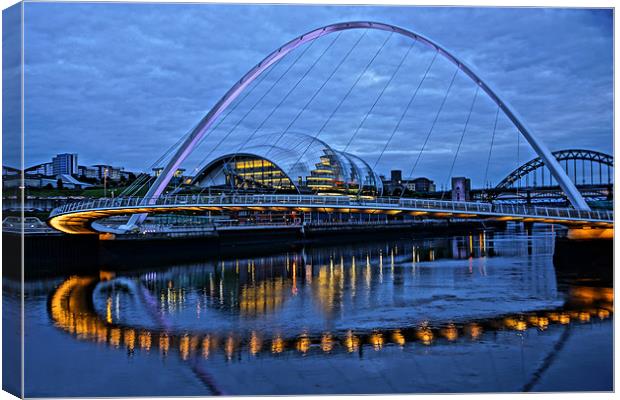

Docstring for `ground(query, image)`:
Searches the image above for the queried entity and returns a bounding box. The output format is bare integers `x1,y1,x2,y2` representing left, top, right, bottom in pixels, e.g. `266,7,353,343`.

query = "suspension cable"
241,33,343,155
230,32,353,195
284,32,394,194
195,36,338,196
120,127,194,197
168,60,298,196
342,40,417,154
401,66,459,199
441,85,479,200
483,106,500,200
190,39,317,186
373,49,438,171
265,31,368,160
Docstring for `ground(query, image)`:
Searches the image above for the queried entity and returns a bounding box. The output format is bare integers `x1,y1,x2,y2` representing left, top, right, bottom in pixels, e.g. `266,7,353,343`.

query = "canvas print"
2,2,614,397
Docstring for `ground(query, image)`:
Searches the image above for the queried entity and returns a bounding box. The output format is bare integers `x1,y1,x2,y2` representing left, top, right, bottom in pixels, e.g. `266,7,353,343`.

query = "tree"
56,178,63,189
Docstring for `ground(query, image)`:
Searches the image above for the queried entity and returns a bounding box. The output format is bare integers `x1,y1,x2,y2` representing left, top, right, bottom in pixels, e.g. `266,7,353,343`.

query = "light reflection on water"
46,228,611,359
17,226,613,395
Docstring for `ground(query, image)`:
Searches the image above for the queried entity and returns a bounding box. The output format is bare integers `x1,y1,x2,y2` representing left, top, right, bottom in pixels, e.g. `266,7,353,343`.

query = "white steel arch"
128,21,589,229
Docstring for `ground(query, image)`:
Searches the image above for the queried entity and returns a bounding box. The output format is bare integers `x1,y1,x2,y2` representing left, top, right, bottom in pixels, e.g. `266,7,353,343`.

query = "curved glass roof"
192,132,382,194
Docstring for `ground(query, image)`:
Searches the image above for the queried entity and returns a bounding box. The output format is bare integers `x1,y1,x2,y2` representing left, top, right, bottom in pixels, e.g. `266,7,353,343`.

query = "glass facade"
192,133,382,195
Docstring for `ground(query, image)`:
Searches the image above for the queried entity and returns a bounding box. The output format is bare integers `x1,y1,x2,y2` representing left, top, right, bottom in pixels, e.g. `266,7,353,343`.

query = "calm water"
7,225,613,396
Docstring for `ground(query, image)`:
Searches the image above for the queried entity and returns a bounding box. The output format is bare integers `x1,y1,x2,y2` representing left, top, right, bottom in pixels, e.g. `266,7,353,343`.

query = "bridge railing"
49,194,614,222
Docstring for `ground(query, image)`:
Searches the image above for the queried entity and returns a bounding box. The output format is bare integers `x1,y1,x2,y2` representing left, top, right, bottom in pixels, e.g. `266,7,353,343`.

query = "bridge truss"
496,149,613,190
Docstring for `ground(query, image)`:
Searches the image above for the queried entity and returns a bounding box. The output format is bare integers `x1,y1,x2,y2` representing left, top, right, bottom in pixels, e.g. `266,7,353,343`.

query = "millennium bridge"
48,194,613,235
46,21,613,236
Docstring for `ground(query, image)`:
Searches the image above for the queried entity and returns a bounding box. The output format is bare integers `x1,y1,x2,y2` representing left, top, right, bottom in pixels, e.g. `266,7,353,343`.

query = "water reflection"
49,274,613,360
46,228,612,363
125,230,557,333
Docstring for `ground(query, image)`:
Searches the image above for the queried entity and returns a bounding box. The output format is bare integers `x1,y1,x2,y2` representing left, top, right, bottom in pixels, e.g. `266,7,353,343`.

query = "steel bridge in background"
471,149,614,205
496,149,613,190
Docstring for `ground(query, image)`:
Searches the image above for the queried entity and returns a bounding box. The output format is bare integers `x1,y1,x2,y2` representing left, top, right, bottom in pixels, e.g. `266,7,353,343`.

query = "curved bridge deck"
48,194,613,234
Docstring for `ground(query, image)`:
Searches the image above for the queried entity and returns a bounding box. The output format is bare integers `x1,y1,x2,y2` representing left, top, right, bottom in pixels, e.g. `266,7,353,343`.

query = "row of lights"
51,277,613,362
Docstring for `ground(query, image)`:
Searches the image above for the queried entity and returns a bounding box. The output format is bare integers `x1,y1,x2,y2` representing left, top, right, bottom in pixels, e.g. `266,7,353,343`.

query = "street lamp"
104,167,108,198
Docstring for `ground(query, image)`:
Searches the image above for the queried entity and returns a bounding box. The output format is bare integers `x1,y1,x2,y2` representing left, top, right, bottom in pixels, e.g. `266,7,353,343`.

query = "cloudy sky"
7,3,613,187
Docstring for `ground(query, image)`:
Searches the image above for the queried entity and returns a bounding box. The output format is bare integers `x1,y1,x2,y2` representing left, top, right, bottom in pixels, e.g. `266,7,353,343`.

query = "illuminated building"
192,133,383,195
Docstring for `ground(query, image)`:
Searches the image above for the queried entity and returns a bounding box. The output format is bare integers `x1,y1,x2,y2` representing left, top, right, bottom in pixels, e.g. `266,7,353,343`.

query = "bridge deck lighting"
454,213,477,218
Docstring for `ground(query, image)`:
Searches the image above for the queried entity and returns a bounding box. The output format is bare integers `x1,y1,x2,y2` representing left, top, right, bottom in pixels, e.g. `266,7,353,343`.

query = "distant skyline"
4,3,613,186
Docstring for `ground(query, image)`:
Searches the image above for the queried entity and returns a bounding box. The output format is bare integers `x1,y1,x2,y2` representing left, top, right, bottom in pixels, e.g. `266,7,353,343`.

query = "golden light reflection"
305,264,312,284
597,309,610,320
416,325,433,345
370,332,383,351
106,297,113,324
202,336,211,359
271,335,284,354
296,334,311,354
559,314,571,324
291,260,298,295
344,331,359,353
48,276,613,361
441,324,458,341
99,270,116,281
160,333,170,355
391,330,405,347
139,330,152,351
180,334,190,360
571,286,614,305
321,333,333,353
548,313,571,325
464,323,482,339
124,329,135,351
96,325,107,343
239,279,287,317
110,328,121,348
528,316,549,330
249,332,262,355
504,318,527,331
225,336,235,359
578,312,591,322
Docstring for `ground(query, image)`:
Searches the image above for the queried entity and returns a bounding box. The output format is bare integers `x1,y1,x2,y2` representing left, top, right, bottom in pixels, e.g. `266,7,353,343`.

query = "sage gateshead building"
191,133,383,195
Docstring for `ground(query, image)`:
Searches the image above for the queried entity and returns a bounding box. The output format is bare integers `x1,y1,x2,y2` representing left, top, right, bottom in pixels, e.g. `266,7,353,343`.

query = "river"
4,224,613,396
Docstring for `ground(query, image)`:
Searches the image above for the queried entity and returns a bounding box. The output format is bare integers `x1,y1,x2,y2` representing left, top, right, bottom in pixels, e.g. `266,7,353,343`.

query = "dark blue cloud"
21,3,612,187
